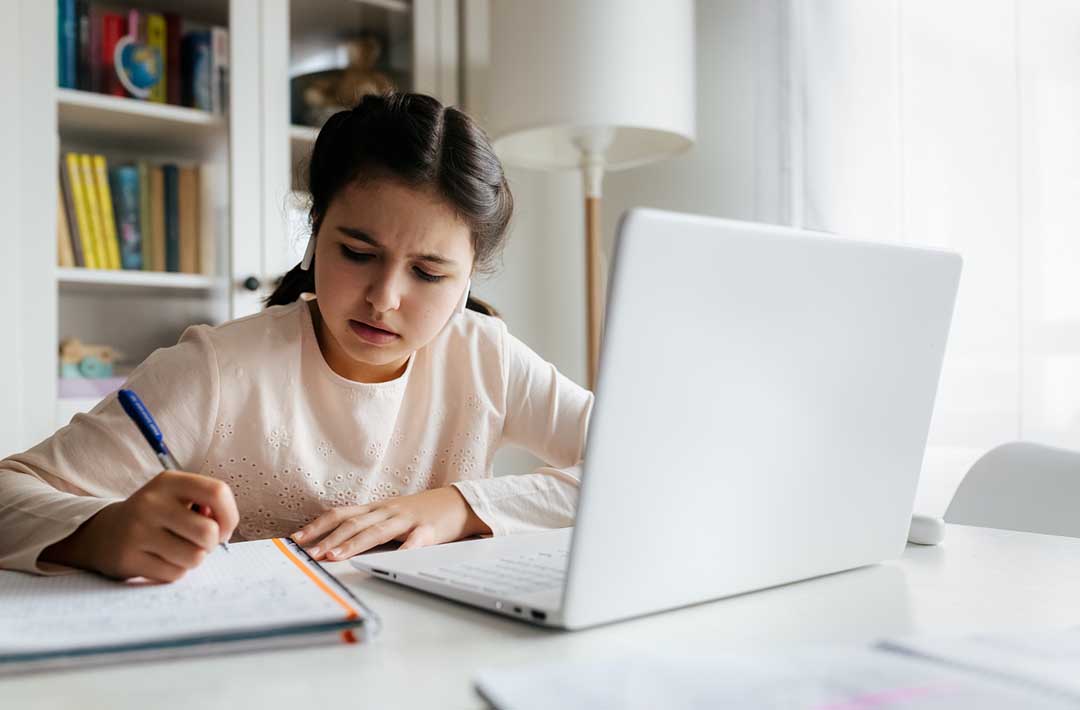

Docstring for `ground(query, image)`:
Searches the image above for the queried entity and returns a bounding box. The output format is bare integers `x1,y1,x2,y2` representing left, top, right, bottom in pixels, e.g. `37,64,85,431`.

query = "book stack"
58,153,217,275
57,0,229,114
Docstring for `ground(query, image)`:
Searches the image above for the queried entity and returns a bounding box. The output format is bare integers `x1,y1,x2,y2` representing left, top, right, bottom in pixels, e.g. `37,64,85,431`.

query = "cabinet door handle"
242,276,261,291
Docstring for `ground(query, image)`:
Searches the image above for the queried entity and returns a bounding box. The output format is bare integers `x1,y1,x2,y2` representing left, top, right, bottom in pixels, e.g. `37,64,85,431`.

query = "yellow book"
57,189,75,268
146,14,167,104
78,154,111,270
93,155,122,270
65,153,98,269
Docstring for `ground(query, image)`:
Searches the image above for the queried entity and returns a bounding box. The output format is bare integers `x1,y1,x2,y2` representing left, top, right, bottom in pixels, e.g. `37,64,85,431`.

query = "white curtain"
791,0,1080,513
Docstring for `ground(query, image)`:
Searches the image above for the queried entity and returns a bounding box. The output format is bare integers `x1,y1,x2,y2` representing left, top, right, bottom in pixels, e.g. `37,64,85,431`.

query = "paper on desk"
474,647,1073,710
883,627,1080,700
0,538,366,656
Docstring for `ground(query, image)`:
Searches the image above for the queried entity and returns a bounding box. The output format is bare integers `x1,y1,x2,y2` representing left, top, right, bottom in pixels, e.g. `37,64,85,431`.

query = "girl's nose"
366,270,404,312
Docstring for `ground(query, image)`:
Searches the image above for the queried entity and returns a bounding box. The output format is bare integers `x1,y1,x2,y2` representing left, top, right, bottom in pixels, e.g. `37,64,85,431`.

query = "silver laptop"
351,209,962,630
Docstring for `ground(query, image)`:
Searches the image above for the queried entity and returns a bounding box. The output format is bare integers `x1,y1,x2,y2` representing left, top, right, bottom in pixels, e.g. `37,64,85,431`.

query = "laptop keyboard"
418,548,569,597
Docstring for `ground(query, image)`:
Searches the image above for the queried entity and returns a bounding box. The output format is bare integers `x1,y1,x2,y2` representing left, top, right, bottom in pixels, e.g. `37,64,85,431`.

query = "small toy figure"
59,338,123,379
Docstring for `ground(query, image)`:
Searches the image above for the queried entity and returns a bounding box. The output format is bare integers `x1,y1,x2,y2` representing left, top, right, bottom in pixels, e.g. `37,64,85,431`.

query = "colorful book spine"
150,165,166,271
75,154,107,269
137,162,152,269
178,166,199,274
109,165,143,270
57,190,76,268
101,13,125,97
145,13,166,103
58,0,77,89
59,157,86,267
76,0,91,91
198,163,216,275
210,27,229,115
182,31,212,111
162,164,179,272
92,155,122,270
165,13,182,106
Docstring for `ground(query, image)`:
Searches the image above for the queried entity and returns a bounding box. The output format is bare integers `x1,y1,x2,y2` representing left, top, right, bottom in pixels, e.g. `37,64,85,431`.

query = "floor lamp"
487,0,696,390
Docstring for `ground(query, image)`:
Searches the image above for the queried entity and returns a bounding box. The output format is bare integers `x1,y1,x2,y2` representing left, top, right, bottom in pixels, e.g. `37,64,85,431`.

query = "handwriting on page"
0,539,351,654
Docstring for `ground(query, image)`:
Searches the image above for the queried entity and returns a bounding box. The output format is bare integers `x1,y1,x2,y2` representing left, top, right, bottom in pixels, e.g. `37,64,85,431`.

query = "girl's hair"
265,92,512,317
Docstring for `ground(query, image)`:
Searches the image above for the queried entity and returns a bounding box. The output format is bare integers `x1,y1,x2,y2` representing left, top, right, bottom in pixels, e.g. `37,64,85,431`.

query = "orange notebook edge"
270,538,361,623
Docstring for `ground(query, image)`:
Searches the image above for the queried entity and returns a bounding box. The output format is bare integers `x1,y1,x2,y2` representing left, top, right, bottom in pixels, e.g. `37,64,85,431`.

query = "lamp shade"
487,0,696,172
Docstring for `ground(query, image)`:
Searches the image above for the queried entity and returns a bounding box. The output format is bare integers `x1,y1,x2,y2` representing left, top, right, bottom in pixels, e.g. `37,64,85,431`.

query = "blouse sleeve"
0,325,220,575
452,324,593,536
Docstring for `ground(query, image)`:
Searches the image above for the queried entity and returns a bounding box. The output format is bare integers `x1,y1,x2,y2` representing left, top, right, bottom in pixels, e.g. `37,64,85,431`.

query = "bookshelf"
1,0,459,454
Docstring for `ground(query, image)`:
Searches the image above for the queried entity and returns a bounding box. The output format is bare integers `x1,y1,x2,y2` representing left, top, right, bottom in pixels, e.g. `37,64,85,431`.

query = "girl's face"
311,179,474,383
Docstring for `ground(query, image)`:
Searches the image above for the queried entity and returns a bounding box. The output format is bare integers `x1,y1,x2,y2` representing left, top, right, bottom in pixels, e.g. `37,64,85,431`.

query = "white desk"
4,524,1080,709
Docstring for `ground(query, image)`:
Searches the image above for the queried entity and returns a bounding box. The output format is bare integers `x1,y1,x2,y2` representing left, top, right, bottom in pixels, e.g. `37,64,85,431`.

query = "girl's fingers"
137,550,188,584
145,527,208,569
326,516,411,560
163,503,221,551
309,510,391,559
292,505,370,546
399,524,435,551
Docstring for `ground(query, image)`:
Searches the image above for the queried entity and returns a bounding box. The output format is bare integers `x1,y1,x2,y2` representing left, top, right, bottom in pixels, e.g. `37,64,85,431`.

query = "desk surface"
5,524,1080,709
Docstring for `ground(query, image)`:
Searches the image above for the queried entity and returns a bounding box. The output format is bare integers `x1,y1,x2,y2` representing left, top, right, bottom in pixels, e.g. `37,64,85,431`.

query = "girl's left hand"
290,486,491,561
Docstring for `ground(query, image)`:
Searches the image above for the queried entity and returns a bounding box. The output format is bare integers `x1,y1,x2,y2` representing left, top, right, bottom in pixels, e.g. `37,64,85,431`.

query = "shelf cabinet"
1,0,459,454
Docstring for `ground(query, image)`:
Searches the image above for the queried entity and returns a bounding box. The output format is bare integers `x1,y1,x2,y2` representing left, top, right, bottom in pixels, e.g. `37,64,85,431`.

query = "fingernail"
292,531,305,541
309,546,320,556
330,548,342,558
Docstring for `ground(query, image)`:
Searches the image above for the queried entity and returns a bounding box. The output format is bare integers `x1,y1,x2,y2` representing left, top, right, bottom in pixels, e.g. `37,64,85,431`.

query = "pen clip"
118,388,166,456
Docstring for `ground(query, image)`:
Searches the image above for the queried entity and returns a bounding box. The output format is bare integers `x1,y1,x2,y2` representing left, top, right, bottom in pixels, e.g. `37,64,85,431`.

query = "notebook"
0,538,377,675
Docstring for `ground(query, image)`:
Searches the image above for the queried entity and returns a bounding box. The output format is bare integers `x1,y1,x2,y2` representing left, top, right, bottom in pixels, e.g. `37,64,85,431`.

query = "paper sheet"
0,538,362,656
474,647,1075,710
884,627,1080,699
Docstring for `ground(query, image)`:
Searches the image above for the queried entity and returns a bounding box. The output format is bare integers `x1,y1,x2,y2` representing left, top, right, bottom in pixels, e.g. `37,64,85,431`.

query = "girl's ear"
456,279,471,316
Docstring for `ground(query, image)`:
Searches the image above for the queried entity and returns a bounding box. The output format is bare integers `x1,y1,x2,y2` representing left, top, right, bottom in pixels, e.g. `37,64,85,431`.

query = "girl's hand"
40,471,238,583
291,486,491,561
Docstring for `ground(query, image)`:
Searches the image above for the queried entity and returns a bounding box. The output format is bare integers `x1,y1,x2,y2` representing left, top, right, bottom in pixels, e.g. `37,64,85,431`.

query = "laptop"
351,209,962,630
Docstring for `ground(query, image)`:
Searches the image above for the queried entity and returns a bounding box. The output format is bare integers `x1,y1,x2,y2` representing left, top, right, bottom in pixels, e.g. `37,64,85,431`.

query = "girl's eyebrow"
336,226,456,267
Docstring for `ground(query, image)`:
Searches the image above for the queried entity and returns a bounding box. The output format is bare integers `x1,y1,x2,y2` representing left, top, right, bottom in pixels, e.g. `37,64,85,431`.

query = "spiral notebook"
0,538,377,675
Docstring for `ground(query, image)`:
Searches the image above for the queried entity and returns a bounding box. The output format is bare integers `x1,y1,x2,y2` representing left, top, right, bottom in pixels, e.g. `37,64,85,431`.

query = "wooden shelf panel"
57,267,224,294
57,88,225,154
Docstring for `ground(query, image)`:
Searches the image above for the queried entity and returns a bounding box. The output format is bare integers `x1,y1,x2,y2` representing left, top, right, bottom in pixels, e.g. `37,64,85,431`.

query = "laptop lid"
561,210,961,629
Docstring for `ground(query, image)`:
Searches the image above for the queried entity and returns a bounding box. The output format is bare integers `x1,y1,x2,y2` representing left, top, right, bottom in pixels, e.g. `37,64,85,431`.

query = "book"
76,0,91,91
162,164,179,272
0,538,377,676
210,26,229,115
100,13,125,98
56,190,76,268
178,165,198,273
77,154,109,270
137,162,152,269
58,0,77,89
59,157,87,268
164,13,182,106
182,30,212,111
198,163,217,275
145,13,166,103
91,155,122,270
149,165,166,271
109,164,142,270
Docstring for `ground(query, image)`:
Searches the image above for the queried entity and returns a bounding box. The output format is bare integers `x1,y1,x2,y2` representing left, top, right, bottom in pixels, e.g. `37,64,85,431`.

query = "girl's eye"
413,268,444,283
340,245,445,283
340,246,373,262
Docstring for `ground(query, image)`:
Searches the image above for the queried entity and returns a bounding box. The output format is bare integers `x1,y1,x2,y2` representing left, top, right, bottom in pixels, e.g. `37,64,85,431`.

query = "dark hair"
266,92,512,317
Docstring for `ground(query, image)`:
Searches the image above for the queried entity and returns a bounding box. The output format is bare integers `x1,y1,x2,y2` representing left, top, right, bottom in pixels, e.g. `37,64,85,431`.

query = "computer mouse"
907,514,945,545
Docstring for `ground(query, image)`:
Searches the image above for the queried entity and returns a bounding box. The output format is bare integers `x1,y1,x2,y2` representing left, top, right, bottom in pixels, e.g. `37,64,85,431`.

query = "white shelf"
57,88,225,154
57,267,222,294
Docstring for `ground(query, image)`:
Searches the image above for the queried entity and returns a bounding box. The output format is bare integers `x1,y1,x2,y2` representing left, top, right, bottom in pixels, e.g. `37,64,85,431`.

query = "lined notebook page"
0,538,361,655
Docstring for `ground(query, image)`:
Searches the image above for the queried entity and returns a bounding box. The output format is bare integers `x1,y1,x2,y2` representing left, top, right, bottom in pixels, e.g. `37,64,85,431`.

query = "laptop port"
371,568,390,576
530,610,547,621
513,606,523,614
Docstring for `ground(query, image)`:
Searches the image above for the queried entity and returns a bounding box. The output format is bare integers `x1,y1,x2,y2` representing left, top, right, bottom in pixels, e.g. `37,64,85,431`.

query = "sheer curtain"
791,0,1080,513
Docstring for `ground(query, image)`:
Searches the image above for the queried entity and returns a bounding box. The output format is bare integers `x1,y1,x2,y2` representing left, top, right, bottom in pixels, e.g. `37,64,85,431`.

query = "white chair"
945,441,1080,538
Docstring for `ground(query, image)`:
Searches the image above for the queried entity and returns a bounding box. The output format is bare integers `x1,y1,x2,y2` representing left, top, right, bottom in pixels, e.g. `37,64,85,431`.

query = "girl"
0,93,592,583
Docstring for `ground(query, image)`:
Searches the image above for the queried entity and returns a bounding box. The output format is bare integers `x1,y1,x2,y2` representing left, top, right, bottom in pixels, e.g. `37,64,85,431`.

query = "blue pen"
118,388,230,553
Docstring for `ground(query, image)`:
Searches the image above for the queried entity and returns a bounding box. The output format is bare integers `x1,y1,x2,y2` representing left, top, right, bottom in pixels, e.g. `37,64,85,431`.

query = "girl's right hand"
40,471,238,583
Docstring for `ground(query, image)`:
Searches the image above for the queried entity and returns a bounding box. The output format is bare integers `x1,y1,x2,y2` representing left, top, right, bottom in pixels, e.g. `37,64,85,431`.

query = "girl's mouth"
349,320,400,345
